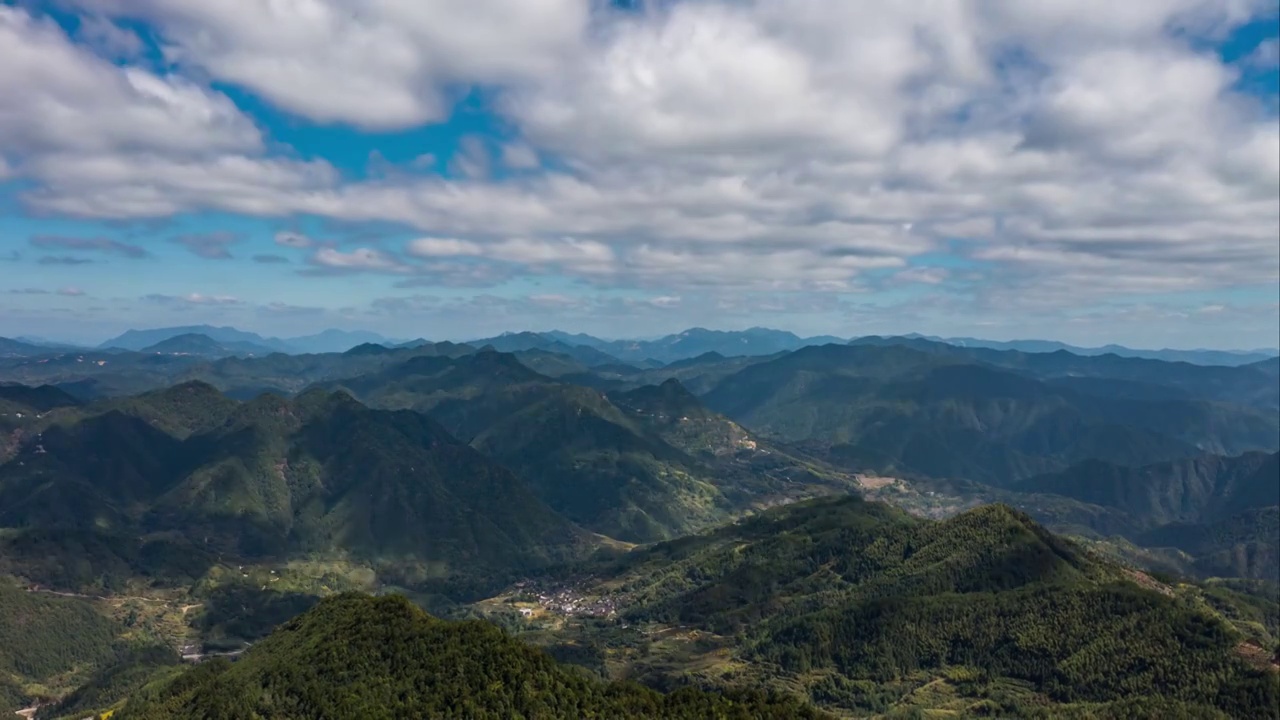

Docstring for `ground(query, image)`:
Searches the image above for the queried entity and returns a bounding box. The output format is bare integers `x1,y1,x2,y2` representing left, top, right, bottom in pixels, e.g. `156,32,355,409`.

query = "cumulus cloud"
0,0,1276,337
171,231,240,259
76,15,144,59
65,0,590,129
305,247,410,274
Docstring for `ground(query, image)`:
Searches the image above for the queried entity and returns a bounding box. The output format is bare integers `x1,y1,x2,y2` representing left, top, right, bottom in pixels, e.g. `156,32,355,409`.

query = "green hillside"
115,593,826,720
325,354,852,542
502,496,1279,718
701,345,1278,485
1016,452,1279,527
1009,452,1280,580
0,582,122,715
0,385,588,594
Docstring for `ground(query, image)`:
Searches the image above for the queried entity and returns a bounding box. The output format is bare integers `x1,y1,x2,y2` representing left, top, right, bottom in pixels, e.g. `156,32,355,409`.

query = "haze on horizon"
1,1,1278,350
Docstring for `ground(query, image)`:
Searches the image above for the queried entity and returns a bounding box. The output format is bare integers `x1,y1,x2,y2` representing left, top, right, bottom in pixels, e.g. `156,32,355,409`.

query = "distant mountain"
100,326,293,353
562,495,1278,717
545,327,846,364
282,329,401,354
114,593,826,720
893,333,1277,366
848,335,1280,410
1249,356,1280,377
11,336,86,351
701,344,1279,485
139,333,277,357
0,336,56,358
469,331,628,368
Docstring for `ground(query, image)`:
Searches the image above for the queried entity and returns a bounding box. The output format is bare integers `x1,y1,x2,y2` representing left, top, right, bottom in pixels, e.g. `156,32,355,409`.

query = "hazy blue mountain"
892,334,1277,366
139,333,277,357
468,331,627,367
0,336,58,358
282,329,401,354
848,335,1279,410
100,326,293,353
11,336,87,351
560,327,844,364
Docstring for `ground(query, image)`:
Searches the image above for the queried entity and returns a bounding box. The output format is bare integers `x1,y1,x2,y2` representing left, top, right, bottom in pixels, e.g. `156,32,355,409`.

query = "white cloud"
76,15,144,58
308,247,410,273
501,143,540,169
1,1,1275,322
0,7,260,156
68,0,591,129
405,237,483,257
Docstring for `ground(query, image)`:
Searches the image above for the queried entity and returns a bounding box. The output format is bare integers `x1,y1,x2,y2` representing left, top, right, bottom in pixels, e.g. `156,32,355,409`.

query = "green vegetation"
117,593,827,719
36,645,181,720
701,345,1278,485
0,384,589,597
527,496,1279,717
0,582,121,714
324,352,851,542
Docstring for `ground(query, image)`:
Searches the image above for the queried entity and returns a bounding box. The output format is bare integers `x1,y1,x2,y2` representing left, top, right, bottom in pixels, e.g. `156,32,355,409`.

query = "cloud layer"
1,1,1277,345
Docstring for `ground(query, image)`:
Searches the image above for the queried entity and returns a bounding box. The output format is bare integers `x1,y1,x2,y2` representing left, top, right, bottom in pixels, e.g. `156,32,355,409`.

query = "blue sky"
1,0,1277,348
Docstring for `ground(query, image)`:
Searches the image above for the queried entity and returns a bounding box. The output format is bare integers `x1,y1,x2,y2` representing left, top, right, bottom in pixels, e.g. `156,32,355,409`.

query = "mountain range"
0,330,1277,717
3,325,1275,366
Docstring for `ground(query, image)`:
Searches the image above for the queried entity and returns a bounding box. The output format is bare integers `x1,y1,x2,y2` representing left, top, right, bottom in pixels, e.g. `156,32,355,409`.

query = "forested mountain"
1017,452,1279,527
115,593,825,719
322,352,852,542
0,582,123,715
701,344,1279,484
0,332,1277,717
0,384,587,592
0,340,477,400
847,336,1280,410
469,331,629,368
540,495,1279,718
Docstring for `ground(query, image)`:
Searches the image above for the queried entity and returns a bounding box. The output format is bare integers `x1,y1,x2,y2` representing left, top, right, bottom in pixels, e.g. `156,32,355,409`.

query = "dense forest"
116,594,827,719
563,497,1280,717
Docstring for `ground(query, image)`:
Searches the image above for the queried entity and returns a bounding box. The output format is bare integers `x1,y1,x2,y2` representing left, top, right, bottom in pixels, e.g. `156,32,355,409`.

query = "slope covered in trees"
701,345,1278,485
323,353,852,542
0,383,588,594
116,593,827,720
550,496,1279,717
0,582,122,715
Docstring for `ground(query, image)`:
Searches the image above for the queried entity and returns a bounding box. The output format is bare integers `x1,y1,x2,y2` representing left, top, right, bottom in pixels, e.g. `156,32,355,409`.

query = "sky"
0,0,1277,349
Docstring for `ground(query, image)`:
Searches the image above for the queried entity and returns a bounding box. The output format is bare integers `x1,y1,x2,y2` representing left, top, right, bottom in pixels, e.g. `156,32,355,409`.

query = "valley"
0,330,1277,718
